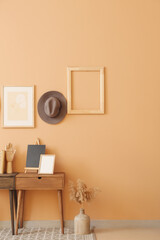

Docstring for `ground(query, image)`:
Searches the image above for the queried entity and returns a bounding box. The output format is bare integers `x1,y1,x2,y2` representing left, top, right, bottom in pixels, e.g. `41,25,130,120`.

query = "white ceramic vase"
74,208,90,235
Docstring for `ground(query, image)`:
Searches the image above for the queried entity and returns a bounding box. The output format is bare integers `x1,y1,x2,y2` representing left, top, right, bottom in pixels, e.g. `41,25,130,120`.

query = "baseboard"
25,220,73,228
91,220,160,229
0,220,160,229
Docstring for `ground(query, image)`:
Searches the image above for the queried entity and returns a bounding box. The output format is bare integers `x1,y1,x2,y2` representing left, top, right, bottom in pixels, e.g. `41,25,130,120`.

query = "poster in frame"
2,86,34,128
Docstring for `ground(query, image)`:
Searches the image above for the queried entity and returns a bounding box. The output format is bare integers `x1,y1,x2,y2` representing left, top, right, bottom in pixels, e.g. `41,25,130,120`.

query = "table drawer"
16,177,64,190
0,177,15,189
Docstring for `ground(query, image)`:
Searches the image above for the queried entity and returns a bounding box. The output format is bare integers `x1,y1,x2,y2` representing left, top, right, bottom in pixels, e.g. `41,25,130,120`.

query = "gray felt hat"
38,91,67,124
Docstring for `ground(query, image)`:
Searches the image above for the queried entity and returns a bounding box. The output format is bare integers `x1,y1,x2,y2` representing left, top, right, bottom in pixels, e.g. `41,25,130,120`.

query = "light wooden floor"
95,228,160,240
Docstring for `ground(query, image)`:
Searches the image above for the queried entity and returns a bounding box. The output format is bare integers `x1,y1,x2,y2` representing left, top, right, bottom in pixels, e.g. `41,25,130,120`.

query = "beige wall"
0,0,160,221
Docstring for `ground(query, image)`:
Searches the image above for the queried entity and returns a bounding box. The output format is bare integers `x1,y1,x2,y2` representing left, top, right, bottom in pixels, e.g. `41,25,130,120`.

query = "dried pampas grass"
68,179,100,205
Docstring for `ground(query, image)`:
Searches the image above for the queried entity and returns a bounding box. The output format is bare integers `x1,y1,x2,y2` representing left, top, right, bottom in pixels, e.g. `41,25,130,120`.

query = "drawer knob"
38,177,42,179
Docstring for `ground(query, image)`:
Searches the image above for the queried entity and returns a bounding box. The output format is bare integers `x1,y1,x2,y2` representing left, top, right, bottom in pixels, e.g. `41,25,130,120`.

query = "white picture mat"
2,86,34,127
39,154,55,174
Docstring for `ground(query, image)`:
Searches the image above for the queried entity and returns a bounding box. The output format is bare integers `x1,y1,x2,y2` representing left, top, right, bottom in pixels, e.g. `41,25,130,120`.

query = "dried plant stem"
68,179,100,206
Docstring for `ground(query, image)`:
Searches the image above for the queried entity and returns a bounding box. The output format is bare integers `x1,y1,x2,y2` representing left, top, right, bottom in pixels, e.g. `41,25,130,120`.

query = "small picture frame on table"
38,154,55,174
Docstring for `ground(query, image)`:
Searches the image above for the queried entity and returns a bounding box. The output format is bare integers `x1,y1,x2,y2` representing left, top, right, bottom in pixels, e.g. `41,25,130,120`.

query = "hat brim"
38,91,67,124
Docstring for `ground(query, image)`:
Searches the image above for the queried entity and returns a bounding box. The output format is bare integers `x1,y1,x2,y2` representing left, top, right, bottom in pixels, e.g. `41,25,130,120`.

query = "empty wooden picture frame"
2,86,34,128
67,67,104,114
38,154,55,174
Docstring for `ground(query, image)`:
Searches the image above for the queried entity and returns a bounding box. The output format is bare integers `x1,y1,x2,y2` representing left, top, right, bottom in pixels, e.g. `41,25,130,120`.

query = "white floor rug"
0,227,96,240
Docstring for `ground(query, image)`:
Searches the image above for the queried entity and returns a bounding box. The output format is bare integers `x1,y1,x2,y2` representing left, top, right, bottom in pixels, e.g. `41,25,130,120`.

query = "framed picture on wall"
1,86,34,128
67,67,104,114
38,154,55,174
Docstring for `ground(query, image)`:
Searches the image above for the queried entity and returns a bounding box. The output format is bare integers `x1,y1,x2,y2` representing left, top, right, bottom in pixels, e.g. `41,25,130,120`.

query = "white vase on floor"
74,208,90,235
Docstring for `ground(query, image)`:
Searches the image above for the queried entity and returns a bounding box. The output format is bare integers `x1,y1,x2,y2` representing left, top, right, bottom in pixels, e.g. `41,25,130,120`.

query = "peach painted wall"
0,0,160,221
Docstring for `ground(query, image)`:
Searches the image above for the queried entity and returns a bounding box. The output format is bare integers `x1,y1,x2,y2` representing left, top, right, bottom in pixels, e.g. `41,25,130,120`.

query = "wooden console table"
15,172,65,235
0,173,17,235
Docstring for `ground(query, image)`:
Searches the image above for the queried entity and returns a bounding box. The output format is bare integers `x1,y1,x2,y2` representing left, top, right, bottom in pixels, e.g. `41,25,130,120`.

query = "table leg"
57,190,64,234
19,190,25,228
13,190,17,217
9,190,14,235
15,190,22,235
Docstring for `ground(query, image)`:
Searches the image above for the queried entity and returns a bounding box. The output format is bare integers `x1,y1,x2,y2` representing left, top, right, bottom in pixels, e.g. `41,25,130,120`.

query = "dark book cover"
26,145,46,168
